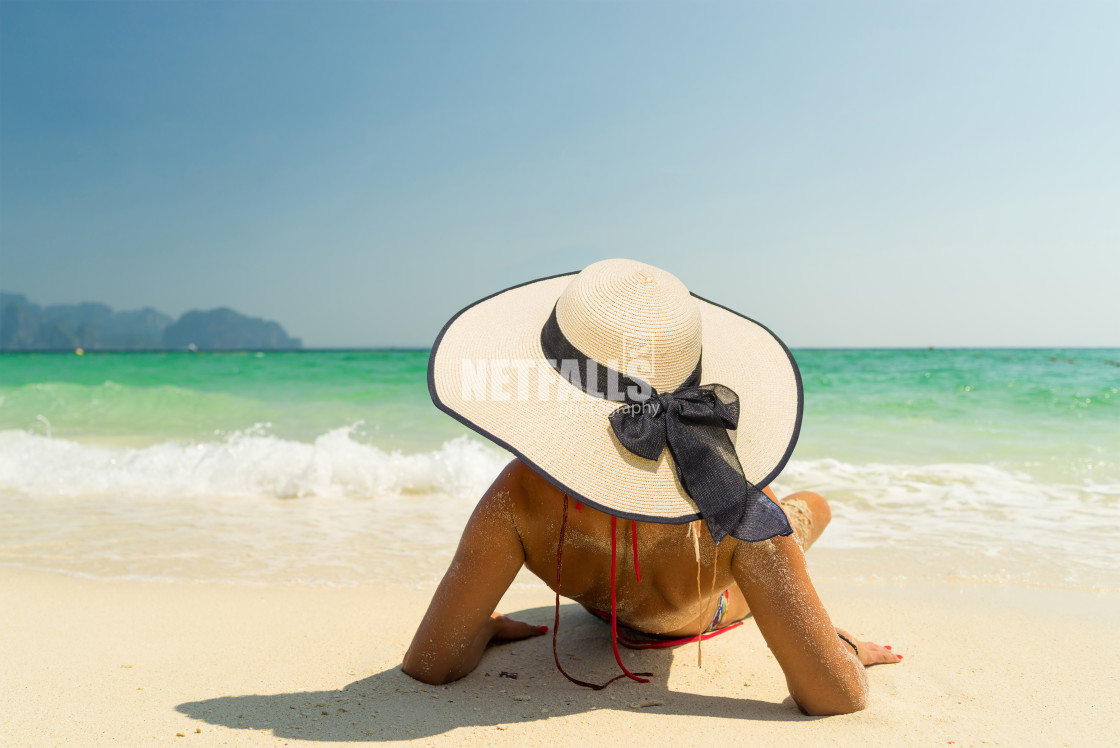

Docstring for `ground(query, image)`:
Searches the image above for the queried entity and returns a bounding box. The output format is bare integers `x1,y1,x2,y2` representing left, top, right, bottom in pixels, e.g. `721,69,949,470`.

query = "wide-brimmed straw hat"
428,258,803,544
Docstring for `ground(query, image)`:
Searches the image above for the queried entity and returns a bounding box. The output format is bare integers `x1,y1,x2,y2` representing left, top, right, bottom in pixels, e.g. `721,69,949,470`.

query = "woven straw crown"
555,261,702,392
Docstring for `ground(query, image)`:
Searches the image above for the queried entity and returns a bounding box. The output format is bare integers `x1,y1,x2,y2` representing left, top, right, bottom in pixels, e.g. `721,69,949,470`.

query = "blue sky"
2,0,1117,347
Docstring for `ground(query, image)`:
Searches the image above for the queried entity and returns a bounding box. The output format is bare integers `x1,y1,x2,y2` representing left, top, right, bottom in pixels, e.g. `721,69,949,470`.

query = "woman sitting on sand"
403,259,900,715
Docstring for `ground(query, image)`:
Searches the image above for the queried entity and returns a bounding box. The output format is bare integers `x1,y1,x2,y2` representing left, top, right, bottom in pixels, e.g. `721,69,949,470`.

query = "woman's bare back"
518,464,745,636
402,459,899,715
515,460,833,637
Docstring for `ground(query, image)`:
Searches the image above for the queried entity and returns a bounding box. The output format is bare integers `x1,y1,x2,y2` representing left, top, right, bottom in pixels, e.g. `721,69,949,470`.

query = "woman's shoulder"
502,458,565,503
478,459,564,532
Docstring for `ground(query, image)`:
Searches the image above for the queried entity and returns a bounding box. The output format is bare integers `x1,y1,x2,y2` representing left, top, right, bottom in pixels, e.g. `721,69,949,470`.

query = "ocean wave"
1,429,1117,588
772,458,1119,566
3,428,1117,513
0,426,511,501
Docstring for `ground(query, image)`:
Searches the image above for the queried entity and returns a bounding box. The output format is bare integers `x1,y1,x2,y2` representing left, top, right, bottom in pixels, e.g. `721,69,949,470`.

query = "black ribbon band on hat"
540,306,792,545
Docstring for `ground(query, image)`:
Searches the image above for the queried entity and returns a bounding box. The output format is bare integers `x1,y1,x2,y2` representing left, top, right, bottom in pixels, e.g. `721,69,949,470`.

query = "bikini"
585,588,739,648
551,495,743,690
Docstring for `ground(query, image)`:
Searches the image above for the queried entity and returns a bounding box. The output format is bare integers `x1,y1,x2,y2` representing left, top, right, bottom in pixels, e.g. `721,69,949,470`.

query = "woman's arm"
731,534,870,715
402,461,546,684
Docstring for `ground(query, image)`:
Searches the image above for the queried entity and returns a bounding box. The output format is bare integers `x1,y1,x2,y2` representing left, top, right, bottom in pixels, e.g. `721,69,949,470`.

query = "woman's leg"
779,490,831,551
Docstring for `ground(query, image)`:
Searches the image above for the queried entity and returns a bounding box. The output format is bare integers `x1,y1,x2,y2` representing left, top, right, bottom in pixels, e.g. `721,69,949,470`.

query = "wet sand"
2,566,1116,746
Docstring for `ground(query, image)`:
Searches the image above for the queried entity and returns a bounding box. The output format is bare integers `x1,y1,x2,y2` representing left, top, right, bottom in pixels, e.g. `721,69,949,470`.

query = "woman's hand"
837,627,903,666
489,613,548,642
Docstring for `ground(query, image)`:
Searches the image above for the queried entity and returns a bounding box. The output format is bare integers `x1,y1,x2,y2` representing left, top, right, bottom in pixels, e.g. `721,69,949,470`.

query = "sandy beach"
6,0,1119,744
4,566,1116,746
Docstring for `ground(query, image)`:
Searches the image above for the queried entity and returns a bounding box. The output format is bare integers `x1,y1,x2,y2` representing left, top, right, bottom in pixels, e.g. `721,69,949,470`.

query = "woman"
403,259,900,715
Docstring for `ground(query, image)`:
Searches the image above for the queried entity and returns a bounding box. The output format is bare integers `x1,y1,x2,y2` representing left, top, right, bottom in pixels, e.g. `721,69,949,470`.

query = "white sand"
3,567,1116,746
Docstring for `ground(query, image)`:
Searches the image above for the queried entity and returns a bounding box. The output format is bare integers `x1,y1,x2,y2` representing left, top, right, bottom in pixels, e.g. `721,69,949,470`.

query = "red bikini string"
614,620,744,649
609,515,651,683
552,494,628,691
631,520,641,582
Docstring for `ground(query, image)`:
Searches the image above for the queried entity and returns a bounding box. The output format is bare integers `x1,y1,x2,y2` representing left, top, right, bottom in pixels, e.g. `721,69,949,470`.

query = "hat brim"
427,272,803,524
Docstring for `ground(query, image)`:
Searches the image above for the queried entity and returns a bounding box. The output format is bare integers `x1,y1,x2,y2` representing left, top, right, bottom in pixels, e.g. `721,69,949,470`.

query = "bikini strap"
608,515,651,683
631,520,641,582
551,494,630,690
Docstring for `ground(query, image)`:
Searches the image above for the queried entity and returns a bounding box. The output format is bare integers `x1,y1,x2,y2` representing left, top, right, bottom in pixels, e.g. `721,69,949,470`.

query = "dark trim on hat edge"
425,270,803,525
688,290,805,491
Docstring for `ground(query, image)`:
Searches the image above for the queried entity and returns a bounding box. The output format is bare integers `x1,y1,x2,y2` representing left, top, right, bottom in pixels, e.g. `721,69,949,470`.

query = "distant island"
0,293,302,351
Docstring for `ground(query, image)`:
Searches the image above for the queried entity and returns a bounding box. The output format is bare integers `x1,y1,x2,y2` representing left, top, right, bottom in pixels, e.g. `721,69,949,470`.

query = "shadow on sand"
176,603,811,740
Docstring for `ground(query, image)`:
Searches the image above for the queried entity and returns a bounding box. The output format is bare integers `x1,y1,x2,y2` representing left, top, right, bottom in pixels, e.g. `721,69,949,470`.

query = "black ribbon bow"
539,305,791,545
608,376,791,546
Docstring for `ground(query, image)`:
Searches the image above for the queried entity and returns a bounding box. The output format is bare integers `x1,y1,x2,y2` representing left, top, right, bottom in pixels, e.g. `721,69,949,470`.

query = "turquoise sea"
1,349,1117,589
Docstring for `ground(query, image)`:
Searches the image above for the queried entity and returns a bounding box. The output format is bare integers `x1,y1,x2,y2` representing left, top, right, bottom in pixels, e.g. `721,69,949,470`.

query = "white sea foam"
774,458,1118,547
772,458,1120,590
1,428,1116,589
0,426,509,501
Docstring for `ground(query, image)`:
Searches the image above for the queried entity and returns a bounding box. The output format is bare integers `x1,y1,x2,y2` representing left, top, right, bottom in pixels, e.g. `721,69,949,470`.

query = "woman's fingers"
837,626,903,666
858,639,903,666
489,613,549,642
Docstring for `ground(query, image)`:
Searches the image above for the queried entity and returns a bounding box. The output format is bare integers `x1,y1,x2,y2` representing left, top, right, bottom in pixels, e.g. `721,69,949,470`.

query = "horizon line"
2,345,1119,355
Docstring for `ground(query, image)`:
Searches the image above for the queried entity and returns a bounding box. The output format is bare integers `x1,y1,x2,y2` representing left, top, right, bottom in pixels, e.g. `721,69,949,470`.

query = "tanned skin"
403,459,900,715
